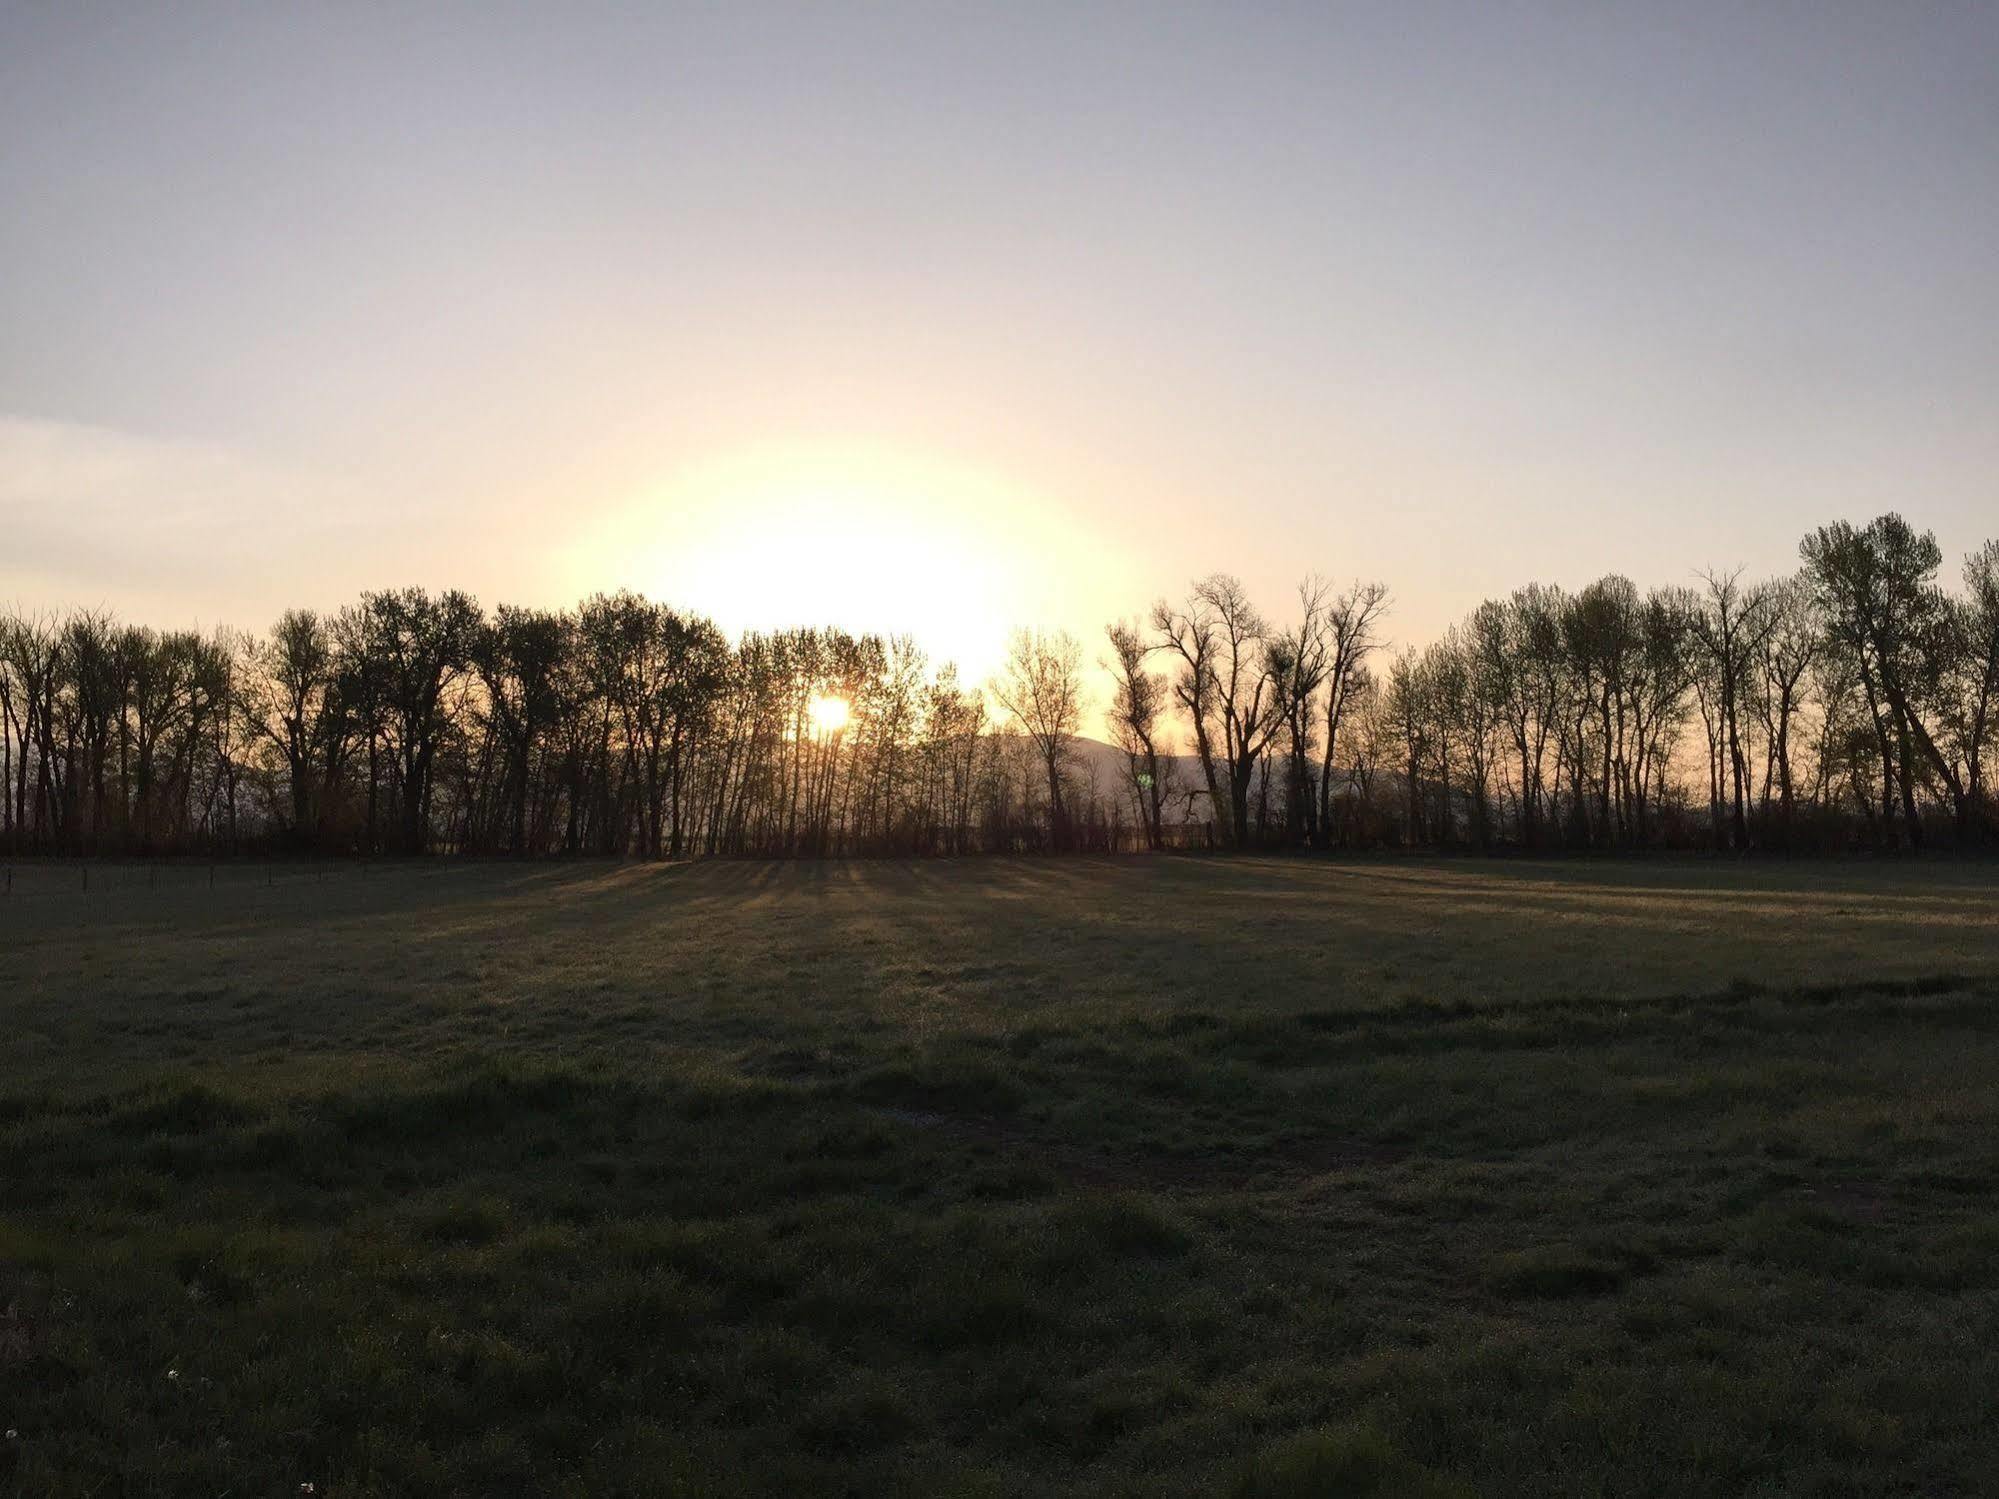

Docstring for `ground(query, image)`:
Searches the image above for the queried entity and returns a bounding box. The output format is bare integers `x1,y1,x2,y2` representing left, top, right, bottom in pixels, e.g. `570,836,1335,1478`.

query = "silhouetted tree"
5,508,1994,860
992,629,1084,849
1105,619,1172,849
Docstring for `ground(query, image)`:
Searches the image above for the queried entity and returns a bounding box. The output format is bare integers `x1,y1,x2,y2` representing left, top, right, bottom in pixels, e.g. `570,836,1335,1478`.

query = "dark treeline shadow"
2,512,1995,860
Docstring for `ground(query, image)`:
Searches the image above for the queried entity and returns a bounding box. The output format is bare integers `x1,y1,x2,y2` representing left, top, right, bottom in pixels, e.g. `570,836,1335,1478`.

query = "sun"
808,694,851,735
579,442,1137,695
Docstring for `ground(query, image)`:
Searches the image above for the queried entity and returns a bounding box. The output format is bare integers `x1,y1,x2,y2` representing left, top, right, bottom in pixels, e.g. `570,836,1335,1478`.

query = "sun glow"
568,442,1139,692
808,694,851,735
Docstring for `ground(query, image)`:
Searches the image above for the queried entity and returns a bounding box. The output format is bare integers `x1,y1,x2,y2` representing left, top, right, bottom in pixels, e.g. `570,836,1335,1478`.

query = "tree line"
2,512,1994,858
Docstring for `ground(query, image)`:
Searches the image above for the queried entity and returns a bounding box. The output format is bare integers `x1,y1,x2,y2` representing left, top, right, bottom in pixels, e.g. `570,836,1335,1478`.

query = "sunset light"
8,6,1999,1491
567,442,1141,692
807,693,851,736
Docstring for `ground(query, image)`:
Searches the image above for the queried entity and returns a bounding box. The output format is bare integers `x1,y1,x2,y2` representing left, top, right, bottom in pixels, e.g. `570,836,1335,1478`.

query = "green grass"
3,855,1999,1495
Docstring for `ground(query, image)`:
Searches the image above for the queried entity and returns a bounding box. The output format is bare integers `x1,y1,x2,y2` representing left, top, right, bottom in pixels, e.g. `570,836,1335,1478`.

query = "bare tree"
1104,619,1172,849
1268,578,1332,847
1155,574,1281,847
1753,576,1821,848
1802,516,1994,844
476,607,572,854
1151,589,1225,844
1496,585,1563,847
1688,568,1776,850
250,609,352,847
991,628,1084,849
1380,651,1429,844
1956,541,1999,826
1315,581,1389,847
346,588,482,853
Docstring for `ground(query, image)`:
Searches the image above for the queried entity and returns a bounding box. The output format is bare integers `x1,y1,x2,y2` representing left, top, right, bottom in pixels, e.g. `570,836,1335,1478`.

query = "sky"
3,2,1996,693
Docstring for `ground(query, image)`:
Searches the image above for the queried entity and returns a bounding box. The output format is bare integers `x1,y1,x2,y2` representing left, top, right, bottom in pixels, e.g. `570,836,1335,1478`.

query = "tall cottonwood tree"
1802,515,1996,843
347,588,481,853
1688,569,1775,850
991,629,1084,849
250,610,351,844
1104,619,1172,849
1313,581,1390,848
1955,541,1999,824
1753,577,1821,847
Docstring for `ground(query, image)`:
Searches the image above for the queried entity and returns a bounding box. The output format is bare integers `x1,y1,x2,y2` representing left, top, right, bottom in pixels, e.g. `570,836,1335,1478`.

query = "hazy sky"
4,2,1995,685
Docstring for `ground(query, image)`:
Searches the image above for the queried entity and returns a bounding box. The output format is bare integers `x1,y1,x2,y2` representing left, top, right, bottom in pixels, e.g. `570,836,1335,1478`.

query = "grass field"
4,856,1999,1496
